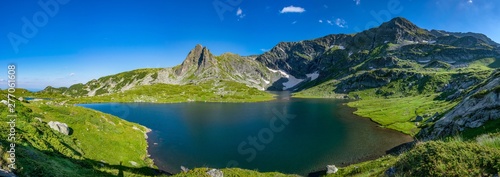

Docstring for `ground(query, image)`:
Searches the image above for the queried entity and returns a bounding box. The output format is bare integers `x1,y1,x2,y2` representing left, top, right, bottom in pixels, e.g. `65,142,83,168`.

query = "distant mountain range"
40,17,500,139
42,17,499,97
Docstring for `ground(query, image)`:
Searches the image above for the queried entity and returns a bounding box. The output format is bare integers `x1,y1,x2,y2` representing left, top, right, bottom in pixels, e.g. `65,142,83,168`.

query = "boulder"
206,169,223,177
385,167,396,177
0,169,16,177
180,166,189,172
326,165,338,174
34,117,43,123
415,115,423,122
129,161,138,167
48,121,70,135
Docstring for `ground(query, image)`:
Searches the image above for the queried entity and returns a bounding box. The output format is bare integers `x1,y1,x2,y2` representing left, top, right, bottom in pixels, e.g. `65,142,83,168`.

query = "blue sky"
1,0,499,90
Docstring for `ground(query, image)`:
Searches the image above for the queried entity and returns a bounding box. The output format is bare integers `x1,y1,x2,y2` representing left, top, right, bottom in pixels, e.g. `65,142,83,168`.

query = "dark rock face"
175,44,217,76
256,34,352,77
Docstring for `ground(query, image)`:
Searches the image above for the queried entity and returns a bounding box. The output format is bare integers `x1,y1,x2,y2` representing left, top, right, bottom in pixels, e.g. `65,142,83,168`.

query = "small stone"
327,165,338,174
129,161,138,167
48,121,70,135
206,168,223,177
415,115,423,122
34,117,43,123
385,166,396,177
180,166,189,172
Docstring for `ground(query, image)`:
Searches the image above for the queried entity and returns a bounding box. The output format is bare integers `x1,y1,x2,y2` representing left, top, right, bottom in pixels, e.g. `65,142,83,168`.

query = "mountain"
41,17,499,135
420,70,500,139
43,17,499,97
20,16,500,177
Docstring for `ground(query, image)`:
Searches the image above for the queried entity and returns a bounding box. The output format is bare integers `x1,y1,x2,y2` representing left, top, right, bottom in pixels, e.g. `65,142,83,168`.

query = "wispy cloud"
280,6,305,13
327,20,333,25
292,21,297,24
236,7,245,19
335,18,348,28
467,0,473,4
319,20,323,23
261,48,269,52
354,0,361,5
69,73,75,77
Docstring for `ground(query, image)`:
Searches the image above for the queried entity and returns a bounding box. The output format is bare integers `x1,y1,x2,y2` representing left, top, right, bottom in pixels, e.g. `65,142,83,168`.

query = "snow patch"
267,67,289,78
263,79,270,84
306,71,320,81
283,75,304,90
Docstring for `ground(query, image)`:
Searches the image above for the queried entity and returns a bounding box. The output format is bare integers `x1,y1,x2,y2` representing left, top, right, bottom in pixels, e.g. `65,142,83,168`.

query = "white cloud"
354,0,361,5
236,7,245,18
467,0,473,4
335,18,348,28
319,20,323,23
327,20,333,25
280,6,306,13
69,73,75,77
261,49,269,52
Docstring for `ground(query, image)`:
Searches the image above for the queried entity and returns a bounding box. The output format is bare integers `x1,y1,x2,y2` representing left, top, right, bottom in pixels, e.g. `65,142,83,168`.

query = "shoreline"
144,128,175,176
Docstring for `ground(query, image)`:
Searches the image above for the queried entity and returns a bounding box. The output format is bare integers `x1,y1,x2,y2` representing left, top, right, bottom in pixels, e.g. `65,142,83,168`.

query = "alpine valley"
1,17,499,176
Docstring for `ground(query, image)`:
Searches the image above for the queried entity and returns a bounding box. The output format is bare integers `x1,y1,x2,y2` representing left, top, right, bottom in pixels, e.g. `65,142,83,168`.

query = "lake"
81,94,412,175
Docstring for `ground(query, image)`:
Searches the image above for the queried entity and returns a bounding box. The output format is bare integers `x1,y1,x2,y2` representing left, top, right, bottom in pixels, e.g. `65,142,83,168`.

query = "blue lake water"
81,96,412,175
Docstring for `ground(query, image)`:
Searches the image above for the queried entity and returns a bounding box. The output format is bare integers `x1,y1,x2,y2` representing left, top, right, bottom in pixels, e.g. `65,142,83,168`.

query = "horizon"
1,0,499,89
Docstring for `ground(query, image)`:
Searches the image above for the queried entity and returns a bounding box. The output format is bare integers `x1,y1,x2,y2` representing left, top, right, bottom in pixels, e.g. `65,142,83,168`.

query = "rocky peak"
380,17,419,31
375,17,433,43
175,44,217,76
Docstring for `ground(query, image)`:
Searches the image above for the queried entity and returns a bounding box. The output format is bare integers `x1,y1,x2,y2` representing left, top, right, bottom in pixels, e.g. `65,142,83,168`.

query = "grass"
69,80,275,104
326,133,500,177
394,140,500,176
172,168,298,177
326,155,398,177
0,96,161,176
461,118,500,140
295,59,496,135
347,93,457,135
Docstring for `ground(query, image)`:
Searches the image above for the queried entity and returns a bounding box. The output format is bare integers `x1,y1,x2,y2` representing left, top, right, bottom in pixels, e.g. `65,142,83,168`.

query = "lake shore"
130,98,414,176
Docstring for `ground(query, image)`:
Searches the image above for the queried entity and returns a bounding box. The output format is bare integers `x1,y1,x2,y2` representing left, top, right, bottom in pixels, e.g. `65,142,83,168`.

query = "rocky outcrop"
326,165,338,174
48,121,70,135
175,44,218,76
206,169,223,177
421,72,500,139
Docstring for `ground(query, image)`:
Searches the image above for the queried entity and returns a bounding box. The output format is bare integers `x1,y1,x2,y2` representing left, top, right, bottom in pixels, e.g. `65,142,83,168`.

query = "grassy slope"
295,58,496,136
0,94,161,176
69,81,275,104
327,133,500,177
172,168,298,177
